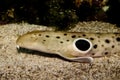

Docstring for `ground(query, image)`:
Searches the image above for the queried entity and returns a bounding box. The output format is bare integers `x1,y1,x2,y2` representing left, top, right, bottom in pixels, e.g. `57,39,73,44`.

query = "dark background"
0,0,120,30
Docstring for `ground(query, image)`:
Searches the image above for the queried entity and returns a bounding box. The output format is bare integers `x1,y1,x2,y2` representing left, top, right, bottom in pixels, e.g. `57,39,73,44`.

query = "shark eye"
73,38,93,54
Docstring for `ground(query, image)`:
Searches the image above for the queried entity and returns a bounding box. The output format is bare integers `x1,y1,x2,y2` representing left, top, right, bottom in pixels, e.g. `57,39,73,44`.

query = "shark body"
16,31,120,63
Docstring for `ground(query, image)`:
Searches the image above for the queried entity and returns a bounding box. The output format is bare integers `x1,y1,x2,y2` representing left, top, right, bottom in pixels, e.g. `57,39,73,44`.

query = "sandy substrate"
0,22,120,80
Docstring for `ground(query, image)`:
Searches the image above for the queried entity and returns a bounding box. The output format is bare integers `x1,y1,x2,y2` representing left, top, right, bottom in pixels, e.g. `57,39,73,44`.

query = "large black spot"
56,36,60,39
105,39,110,43
93,44,97,49
71,35,76,38
116,37,120,42
46,35,50,38
64,33,67,36
75,39,90,51
90,37,94,40
104,52,108,55
39,34,41,36
82,34,86,36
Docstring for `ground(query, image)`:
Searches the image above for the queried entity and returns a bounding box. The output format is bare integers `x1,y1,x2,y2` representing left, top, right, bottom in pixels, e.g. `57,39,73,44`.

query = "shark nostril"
73,38,93,54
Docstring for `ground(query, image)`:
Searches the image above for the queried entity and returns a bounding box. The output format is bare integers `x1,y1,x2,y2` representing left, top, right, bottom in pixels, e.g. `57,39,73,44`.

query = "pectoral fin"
70,57,93,63
57,52,93,63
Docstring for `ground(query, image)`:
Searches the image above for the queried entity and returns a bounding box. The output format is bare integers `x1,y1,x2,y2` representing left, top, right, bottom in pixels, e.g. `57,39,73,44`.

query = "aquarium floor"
0,22,119,80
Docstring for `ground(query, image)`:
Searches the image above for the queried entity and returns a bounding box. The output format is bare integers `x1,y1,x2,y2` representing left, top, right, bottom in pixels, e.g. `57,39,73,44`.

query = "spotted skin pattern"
16,31,120,63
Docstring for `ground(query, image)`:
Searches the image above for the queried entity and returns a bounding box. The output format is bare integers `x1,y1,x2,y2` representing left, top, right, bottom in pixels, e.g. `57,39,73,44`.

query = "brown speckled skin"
16,31,120,61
